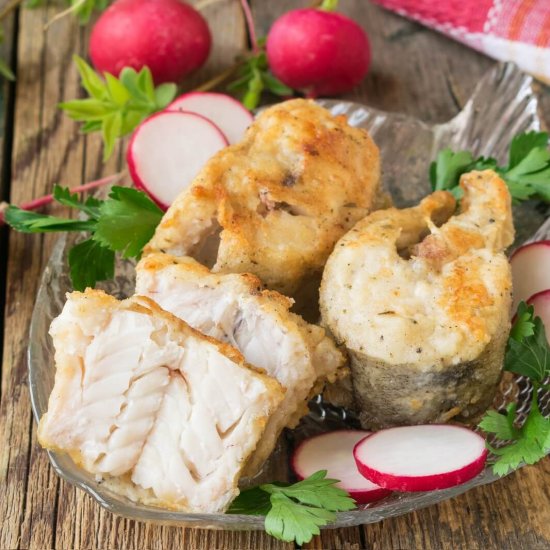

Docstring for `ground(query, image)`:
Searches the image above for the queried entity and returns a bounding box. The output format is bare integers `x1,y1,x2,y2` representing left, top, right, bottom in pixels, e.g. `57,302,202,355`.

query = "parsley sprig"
479,302,550,476
228,470,355,545
60,56,177,160
430,131,550,203
4,185,163,290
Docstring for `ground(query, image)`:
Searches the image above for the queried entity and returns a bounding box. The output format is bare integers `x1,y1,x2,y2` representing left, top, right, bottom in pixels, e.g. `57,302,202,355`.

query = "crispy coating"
145,99,380,307
320,170,514,428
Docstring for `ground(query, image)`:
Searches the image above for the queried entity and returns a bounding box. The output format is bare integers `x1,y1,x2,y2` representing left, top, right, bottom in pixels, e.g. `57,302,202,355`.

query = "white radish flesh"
511,240,550,312
127,111,228,209
292,430,391,504
166,92,253,144
353,425,487,492
527,290,550,338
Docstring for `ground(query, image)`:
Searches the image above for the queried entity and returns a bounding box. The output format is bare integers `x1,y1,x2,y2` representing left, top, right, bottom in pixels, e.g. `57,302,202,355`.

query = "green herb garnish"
60,56,177,160
228,470,355,545
479,302,550,476
4,184,163,290
430,131,550,202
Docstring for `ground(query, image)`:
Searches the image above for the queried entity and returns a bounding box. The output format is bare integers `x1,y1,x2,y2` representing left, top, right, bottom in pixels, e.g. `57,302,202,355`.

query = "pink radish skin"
266,8,370,96
166,92,253,144
527,290,550,338
127,111,227,209
511,241,550,312
89,0,211,84
353,425,488,492
292,430,391,504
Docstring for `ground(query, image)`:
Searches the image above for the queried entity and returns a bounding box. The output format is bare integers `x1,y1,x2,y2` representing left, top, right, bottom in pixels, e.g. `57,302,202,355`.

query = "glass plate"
28,62,550,530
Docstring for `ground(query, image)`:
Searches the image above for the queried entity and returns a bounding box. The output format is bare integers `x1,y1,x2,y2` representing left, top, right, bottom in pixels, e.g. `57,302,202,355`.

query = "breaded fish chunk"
320,170,514,428
135,253,347,476
38,290,283,513
145,99,380,310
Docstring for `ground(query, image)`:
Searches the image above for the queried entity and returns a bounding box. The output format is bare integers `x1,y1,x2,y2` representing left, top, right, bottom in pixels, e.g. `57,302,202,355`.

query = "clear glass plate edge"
27,62,549,530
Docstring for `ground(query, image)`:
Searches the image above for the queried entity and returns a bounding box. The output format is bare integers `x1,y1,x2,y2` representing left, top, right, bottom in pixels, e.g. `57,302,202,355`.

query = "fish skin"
320,170,514,428
135,253,347,476
144,99,380,316
38,290,284,513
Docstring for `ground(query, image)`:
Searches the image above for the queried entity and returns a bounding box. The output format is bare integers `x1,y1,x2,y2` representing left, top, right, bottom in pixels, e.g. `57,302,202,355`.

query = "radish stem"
43,0,87,30
194,0,226,11
320,0,339,10
193,60,243,92
239,0,258,54
0,172,124,225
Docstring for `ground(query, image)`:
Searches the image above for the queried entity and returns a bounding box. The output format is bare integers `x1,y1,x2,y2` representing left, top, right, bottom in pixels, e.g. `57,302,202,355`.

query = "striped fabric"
372,0,550,83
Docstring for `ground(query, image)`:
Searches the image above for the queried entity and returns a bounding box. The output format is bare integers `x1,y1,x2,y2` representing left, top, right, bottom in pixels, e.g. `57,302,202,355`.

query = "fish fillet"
320,170,514,428
135,253,347,476
144,99,380,314
38,290,284,513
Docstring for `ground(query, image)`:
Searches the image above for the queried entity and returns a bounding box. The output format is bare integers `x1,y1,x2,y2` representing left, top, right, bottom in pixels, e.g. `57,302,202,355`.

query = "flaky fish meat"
135,253,347,475
38,290,283,513
320,170,514,429
145,99,380,314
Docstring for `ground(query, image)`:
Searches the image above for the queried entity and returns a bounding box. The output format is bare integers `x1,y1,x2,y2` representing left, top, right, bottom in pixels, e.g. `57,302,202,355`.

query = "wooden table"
1,1,549,548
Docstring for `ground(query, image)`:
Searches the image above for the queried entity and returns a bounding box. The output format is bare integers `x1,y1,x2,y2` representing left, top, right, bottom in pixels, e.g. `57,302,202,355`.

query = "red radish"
527,290,550,337
127,111,227,209
266,6,370,97
292,430,391,504
353,425,487,492
167,92,253,144
89,0,211,84
511,241,550,312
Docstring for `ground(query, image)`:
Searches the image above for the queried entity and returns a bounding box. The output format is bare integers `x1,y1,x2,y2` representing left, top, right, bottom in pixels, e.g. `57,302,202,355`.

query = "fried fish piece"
135,253,347,476
145,99,380,313
38,290,283,513
320,170,514,429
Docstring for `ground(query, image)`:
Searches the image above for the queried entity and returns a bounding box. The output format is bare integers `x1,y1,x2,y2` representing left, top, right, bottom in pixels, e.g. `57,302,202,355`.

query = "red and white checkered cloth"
372,0,550,84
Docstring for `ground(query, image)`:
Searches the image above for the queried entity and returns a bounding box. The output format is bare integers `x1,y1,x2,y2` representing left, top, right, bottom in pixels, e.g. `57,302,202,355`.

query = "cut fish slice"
38,290,284,513
321,170,514,428
135,253,347,476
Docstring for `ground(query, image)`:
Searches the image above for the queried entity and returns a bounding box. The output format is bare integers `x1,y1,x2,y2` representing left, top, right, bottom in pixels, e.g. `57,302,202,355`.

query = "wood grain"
0,0,549,549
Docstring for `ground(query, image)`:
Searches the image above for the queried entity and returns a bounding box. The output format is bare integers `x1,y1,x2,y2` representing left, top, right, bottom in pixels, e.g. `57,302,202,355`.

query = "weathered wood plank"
1,0,550,549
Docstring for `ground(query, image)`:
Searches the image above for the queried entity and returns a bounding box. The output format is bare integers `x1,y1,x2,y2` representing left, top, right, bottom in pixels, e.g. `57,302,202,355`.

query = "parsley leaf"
3,207,97,233
430,131,550,203
479,302,550,476
4,184,162,289
227,471,355,545
93,186,163,258
68,238,115,291
505,312,550,383
60,56,177,160
265,493,335,545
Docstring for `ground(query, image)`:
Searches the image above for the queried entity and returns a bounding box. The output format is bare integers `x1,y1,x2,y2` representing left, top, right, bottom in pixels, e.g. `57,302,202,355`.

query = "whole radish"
266,0,370,96
89,0,211,84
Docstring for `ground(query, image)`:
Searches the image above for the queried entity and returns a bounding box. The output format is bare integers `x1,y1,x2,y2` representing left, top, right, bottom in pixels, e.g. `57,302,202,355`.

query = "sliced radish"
127,111,228,209
166,92,253,144
292,430,392,504
353,425,487,492
527,289,550,338
511,240,550,312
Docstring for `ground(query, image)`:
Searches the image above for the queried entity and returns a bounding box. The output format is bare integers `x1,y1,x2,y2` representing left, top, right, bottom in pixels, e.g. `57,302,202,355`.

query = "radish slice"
292,430,392,504
127,111,228,209
166,92,253,144
511,240,550,312
527,290,550,338
353,425,487,492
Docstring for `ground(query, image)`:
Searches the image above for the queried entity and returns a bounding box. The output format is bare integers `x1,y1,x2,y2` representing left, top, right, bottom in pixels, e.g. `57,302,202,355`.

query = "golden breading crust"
145,99,380,305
